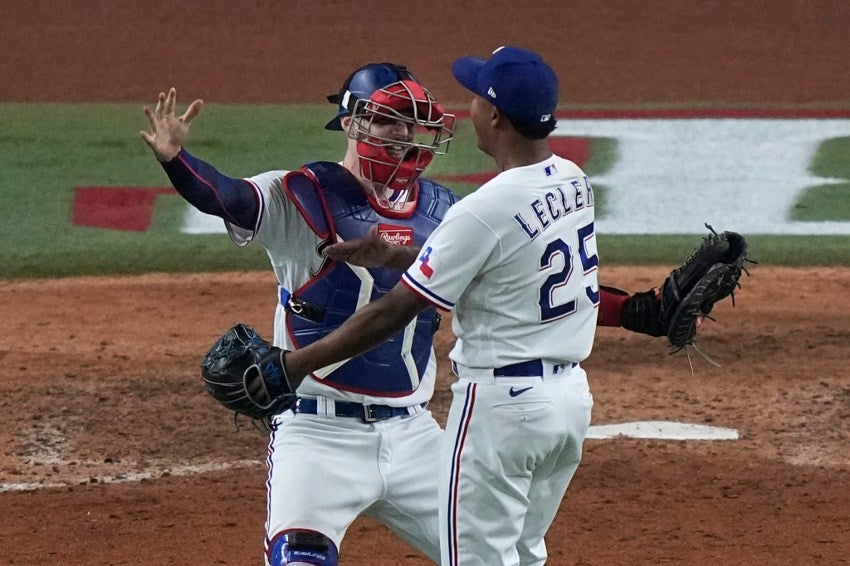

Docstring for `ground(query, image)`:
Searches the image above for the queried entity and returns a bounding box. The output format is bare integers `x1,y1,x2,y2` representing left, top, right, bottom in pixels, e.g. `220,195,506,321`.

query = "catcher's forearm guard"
201,323,297,422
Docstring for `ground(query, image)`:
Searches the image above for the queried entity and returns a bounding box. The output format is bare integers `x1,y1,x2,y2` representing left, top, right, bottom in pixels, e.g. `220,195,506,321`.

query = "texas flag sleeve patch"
417,246,434,278
400,244,453,310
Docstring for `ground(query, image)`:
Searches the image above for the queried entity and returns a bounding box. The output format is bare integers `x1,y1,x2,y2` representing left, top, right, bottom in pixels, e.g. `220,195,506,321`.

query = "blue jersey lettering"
514,212,541,240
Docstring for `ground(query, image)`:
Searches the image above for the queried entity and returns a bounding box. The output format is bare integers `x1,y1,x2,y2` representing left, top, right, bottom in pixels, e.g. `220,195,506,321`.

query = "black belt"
294,398,427,423
494,359,545,376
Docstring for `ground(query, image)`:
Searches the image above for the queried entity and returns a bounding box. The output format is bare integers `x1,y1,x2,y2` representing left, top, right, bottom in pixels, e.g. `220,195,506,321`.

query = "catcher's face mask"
347,80,455,217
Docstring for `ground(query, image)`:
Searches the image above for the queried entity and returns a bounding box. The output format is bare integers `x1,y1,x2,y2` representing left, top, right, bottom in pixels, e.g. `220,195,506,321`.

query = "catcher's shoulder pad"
283,169,334,240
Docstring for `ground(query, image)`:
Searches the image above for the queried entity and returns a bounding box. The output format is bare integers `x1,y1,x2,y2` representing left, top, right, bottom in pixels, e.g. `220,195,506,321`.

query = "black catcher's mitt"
201,323,296,422
660,224,750,349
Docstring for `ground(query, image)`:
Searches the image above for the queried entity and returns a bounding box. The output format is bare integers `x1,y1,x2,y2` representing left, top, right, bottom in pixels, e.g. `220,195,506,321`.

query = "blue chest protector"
283,161,458,396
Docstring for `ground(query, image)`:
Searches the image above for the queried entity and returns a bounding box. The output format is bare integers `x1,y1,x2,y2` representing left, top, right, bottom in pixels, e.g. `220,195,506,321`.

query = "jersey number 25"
538,221,599,323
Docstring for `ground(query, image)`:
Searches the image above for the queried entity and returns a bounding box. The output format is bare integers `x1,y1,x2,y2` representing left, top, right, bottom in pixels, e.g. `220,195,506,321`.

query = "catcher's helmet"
325,63,416,131
325,63,454,217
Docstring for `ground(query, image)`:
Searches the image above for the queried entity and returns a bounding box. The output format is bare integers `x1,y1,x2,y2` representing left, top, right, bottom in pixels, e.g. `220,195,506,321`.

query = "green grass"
0,103,340,278
0,103,848,280
791,137,850,221
792,183,850,221
431,118,494,186
598,234,848,267
808,136,850,179
583,137,617,176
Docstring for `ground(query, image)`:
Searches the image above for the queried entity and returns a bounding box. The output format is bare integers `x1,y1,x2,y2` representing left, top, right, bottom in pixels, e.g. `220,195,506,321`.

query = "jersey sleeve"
233,170,324,277
225,169,282,247
401,204,498,310
160,148,261,231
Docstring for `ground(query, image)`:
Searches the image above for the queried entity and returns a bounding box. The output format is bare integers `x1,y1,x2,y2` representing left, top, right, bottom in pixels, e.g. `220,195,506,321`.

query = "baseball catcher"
201,323,296,427
606,224,751,350
144,63,461,564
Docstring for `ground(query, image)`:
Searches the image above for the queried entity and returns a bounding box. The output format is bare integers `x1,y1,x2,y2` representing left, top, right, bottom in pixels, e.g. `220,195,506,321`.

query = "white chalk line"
10,419,846,490
586,421,740,441
2,419,266,493
0,459,263,493
2,420,742,493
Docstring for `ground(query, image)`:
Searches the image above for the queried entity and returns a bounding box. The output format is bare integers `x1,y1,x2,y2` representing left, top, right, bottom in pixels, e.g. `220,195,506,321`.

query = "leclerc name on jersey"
513,176,594,241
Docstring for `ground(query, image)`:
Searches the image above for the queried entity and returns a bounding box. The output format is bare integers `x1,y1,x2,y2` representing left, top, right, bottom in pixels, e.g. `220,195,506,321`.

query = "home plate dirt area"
1,266,848,564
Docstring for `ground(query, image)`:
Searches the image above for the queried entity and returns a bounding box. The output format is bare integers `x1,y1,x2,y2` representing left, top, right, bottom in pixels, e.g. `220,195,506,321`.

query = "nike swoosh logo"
509,386,534,397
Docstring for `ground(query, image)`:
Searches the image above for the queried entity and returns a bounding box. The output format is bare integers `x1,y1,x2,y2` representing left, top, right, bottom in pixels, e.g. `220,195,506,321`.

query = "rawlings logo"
378,224,414,246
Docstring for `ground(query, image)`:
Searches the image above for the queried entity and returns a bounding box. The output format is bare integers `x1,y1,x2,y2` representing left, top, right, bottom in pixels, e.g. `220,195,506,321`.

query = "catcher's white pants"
439,365,593,566
265,407,443,563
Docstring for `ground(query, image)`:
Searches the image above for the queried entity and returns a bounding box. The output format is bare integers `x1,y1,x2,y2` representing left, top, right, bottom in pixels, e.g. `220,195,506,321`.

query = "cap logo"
487,87,496,98
341,90,352,109
540,113,551,122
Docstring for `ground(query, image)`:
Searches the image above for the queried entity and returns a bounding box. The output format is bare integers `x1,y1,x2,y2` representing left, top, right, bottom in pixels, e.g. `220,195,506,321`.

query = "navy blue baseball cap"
325,62,417,130
451,46,558,126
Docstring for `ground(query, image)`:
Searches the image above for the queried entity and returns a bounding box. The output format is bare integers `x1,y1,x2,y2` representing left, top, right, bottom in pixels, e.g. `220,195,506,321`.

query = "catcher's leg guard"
268,530,339,566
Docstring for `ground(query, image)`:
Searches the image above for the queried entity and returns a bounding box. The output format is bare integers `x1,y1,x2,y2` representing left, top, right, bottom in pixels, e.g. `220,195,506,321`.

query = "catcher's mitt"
201,323,296,423
661,224,751,349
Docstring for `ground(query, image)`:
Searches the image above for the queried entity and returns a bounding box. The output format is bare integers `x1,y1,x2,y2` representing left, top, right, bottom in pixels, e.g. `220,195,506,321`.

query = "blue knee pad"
268,530,339,566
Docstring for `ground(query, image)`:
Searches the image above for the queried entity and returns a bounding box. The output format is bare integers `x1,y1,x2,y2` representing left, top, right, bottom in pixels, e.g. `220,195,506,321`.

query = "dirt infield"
2,1,849,565
2,268,849,564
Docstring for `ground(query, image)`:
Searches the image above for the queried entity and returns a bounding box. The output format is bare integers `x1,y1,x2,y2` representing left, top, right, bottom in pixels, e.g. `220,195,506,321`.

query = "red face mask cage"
346,80,455,217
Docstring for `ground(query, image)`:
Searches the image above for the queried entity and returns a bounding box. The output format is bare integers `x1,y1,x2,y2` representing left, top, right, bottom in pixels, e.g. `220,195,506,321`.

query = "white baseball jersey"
402,154,599,368
402,154,599,566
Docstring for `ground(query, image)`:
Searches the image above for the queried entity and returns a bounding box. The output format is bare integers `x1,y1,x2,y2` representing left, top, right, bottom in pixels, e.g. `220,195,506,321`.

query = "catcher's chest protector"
283,161,458,396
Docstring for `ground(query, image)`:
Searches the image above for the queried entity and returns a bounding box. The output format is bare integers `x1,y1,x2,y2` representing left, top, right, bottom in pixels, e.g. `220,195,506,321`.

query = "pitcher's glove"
661,225,751,349
201,323,296,423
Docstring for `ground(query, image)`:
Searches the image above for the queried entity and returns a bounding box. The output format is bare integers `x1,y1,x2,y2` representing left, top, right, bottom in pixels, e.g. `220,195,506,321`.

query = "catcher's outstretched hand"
325,226,418,270
140,87,204,162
